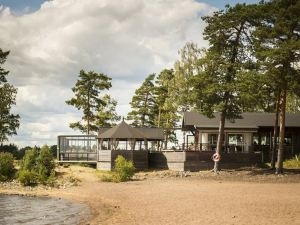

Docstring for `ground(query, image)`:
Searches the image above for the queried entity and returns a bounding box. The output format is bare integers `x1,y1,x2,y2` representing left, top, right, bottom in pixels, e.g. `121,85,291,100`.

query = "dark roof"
136,127,164,140
98,121,164,140
183,111,300,129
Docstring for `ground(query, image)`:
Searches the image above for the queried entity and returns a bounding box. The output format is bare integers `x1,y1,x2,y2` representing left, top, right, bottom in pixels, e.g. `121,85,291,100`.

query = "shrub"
0,152,15,181
37,145,55,184
19,147,39,172
18,145,56,186
113,155,135,182
17,170,38,186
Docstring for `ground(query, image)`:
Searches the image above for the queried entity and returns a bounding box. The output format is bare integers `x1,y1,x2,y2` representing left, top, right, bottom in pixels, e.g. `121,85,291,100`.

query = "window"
228,134,244,145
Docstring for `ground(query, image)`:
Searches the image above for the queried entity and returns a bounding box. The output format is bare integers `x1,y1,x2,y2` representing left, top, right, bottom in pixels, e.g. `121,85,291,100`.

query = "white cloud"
0,0,216,147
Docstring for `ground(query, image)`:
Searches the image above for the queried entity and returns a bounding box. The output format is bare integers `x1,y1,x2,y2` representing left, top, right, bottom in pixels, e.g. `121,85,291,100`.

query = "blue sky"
0,0,46,14
0,0,261,147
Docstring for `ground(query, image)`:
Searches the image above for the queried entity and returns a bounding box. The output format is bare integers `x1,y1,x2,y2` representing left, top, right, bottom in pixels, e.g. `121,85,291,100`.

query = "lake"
0,194,90,225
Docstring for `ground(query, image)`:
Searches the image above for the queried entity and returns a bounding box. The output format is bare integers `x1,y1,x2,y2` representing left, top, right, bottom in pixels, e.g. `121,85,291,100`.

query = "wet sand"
1,166,300,225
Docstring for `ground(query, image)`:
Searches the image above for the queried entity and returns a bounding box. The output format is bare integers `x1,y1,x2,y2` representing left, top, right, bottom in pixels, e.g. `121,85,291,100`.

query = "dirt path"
1,167,300,225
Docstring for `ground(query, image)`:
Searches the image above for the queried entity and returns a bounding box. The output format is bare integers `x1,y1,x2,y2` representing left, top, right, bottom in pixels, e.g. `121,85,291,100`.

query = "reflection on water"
0,195,89,225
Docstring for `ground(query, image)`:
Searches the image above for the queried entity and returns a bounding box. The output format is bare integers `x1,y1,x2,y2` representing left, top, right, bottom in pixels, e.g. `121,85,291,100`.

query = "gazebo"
98,120,164,151
97,120,164,170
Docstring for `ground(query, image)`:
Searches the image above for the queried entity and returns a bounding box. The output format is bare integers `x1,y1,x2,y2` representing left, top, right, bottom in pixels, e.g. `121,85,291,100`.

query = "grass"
265,155,300,169
283,155,300,169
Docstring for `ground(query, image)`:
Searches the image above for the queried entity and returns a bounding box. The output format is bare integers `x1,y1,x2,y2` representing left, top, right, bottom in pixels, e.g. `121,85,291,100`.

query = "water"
0,195,90,225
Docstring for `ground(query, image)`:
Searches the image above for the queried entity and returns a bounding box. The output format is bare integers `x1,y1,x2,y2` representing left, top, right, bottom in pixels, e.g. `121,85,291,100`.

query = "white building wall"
201,133,209,143
244,133,253,152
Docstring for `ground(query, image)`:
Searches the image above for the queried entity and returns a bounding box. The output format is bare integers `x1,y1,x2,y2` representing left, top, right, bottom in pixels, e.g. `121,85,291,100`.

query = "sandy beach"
1,166,300,225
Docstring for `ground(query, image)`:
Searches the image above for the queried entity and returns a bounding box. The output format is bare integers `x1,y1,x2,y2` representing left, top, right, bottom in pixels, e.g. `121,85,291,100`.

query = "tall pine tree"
254,0,300,174
66,70,119,134
193,3,256,172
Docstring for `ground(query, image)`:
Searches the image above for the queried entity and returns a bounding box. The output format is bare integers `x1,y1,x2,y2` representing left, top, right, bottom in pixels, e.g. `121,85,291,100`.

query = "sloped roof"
136,127,164,140
183,111,300,129
98,121,164,140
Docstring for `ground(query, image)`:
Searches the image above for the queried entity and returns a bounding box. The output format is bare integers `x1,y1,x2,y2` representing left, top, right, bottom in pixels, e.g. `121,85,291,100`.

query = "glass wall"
58,136,97,153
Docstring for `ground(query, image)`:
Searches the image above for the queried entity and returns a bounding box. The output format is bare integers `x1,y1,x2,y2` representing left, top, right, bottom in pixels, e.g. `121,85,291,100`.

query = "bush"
37,146,55,184
98,156,135,183
113,155,135,182
19,147,39,172
0,152,15,181
17,170,38,186
18,145,56,186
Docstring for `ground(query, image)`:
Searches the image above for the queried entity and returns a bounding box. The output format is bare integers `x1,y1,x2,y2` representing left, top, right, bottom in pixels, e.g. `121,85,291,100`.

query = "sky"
0,0,259,147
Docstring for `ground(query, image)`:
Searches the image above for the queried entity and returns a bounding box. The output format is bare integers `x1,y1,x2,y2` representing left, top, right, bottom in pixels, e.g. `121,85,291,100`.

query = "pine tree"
193,4,256,172
66,70,119,134
127,74,156,127
254,0,300,174
0,49,20,144
95,94,121,127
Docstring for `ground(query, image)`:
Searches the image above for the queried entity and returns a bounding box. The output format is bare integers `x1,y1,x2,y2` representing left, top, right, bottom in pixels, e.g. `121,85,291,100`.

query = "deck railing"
170,143,253,153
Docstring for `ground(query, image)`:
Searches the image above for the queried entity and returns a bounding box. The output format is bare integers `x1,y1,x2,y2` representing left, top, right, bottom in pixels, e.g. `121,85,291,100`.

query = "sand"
1,166,300,225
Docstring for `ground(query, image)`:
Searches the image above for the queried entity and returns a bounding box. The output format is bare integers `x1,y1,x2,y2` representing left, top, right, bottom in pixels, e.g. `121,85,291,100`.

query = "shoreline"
0,165,117,225
1,166,300,225
0,185,115,225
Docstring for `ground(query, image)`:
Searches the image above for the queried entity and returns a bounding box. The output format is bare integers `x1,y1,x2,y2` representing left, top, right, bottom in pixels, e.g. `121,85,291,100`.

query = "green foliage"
286,93,300,113
0,152,15,181
19,147,39,172
17,170,38,186
127,74,157,127
172,42,203,112
283,155,300,169
95,94,121,127
18,146,56,186
100,156,135,183
66,70,119,134
113,155,135,182
0,49,20,144
36,145,56,184
193,3,255,119
0,144,30,160
154,69,180,145
50,145,57,158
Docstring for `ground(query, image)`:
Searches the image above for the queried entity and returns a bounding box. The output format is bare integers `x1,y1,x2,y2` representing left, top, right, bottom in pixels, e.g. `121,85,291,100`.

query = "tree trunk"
276,89,287,174
271,92,280,169
164,131,168,149
214,111,226,173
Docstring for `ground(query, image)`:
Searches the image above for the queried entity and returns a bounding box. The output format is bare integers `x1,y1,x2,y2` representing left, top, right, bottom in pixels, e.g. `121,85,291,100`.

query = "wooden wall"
97,150,262,171
97,150,148,171
149,151,262,171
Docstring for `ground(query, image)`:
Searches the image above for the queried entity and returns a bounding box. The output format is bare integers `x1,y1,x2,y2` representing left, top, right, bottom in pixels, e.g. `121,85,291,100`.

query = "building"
57,112,300,171
182,111,300,159
57,121,164,170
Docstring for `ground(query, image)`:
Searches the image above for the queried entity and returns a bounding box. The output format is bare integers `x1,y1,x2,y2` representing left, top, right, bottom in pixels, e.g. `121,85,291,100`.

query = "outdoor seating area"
57,135,97,162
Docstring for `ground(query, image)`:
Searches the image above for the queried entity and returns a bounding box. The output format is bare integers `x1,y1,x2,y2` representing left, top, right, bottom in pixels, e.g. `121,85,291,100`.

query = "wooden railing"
179,143,252,153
